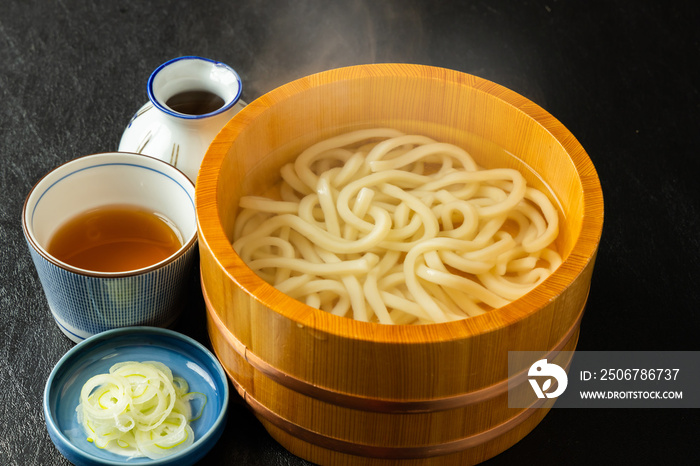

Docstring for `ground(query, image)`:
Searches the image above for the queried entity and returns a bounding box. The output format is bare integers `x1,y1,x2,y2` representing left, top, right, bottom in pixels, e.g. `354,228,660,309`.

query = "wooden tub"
195,64,604,465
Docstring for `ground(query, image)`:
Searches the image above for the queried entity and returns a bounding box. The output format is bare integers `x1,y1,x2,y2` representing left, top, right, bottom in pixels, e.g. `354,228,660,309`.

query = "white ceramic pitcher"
118,56,245,183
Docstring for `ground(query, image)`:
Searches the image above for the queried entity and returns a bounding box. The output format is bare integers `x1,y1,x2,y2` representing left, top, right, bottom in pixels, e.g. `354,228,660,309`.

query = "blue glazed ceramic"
119,56,245,183
22,152,197,343
43,327,229,466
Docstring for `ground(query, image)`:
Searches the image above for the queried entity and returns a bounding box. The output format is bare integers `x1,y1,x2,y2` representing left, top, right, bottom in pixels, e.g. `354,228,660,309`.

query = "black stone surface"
1,1,699,465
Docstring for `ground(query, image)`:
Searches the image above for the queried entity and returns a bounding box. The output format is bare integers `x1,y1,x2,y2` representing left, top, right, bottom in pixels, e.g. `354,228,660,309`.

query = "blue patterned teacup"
22,152,197,343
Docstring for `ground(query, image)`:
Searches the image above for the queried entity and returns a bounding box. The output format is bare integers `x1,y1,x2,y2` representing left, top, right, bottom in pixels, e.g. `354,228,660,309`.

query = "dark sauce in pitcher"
165,90,225,115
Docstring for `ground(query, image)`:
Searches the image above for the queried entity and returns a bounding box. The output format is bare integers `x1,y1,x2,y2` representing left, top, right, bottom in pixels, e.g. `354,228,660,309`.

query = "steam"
245,0,425,97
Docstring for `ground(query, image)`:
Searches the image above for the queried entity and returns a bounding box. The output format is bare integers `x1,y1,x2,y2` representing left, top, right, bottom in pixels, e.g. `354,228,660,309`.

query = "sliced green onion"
76,361,202,459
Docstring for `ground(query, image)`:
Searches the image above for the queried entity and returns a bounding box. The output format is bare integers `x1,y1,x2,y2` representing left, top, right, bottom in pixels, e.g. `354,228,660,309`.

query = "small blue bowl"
43,327,229,466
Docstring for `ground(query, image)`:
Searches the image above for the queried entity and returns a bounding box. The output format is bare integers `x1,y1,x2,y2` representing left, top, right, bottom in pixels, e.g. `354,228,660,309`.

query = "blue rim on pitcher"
147,56,242,120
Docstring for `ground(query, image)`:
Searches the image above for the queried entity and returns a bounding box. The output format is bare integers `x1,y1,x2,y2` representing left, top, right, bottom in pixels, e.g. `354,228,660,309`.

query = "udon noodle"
232,128,562,325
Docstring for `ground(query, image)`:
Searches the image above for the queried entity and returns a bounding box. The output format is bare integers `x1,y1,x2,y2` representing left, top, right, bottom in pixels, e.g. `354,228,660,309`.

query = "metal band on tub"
201,276,585,458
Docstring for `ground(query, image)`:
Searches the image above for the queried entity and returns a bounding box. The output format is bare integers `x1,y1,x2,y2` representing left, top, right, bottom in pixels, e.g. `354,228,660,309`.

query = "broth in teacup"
47,204,183,272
